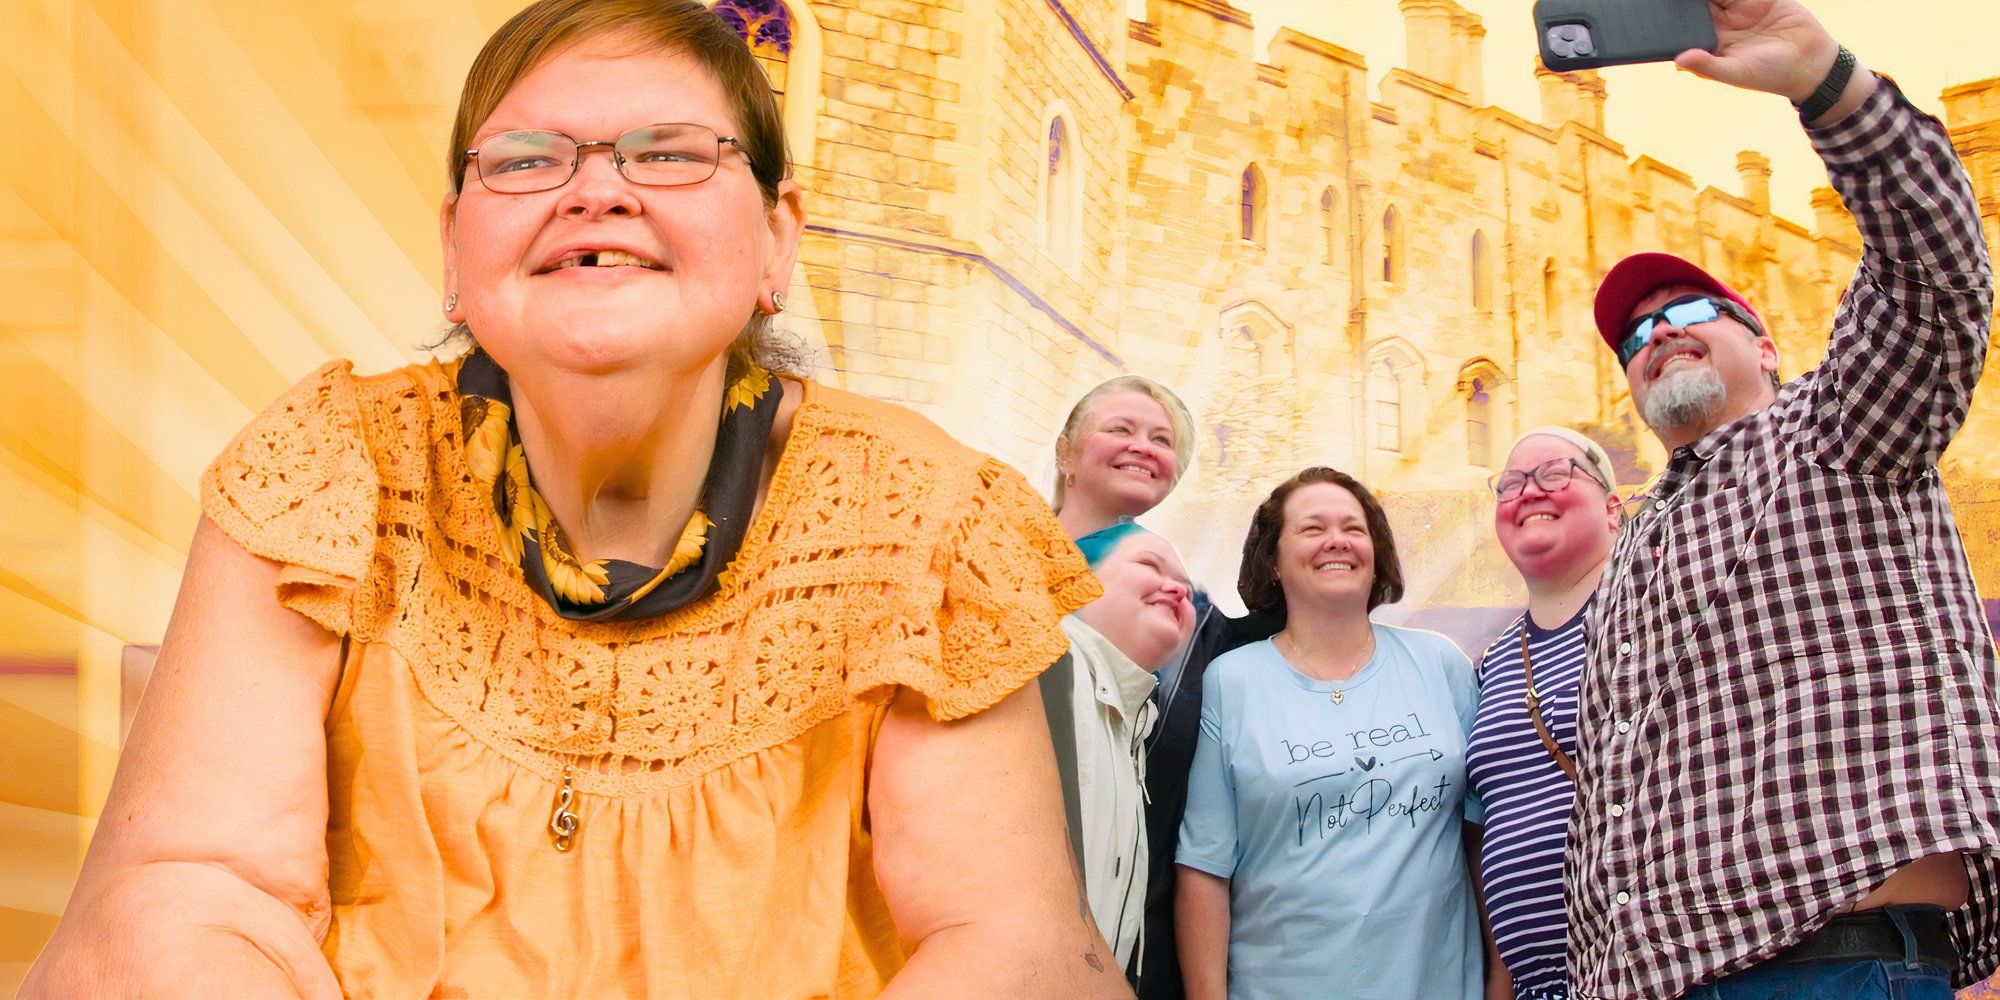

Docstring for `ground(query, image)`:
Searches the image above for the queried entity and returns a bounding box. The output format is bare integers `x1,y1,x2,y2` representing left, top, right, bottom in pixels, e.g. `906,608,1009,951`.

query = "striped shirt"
1568,79,2000,998
1469,606,1587,1000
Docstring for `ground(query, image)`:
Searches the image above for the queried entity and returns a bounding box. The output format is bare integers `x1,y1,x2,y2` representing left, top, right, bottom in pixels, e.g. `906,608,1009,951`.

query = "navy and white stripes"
1468,605,1588,999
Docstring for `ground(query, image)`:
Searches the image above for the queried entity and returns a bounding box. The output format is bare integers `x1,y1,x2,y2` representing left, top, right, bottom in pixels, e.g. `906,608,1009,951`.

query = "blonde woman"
1045,376,1272,996
1051,375,1196,541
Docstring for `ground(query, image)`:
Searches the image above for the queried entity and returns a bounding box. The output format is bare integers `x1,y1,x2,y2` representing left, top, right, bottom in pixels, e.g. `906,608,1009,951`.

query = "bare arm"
1174,865,1230,1000
23,518,343,997
871,679,1129,998
1464,822,1511,1000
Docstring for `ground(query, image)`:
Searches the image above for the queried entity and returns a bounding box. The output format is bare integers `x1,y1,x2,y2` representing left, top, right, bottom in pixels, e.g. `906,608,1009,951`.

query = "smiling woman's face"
1074,532,1195,671
443,35,796,380
1492,435,1619,582
1060,390,1179,518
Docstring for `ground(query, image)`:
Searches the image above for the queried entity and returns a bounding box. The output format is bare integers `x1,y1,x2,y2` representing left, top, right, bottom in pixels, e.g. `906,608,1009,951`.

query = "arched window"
713,0,793,106
1369,359,1402,453
1470,230,1492,311
1466,378,1492,467
1241,164,1267,245
1045,116,1077,265
1320,186,1341,266
1542,257,1560,329
1381,205,1405,284
710,0,818,169
1220,300,1292,381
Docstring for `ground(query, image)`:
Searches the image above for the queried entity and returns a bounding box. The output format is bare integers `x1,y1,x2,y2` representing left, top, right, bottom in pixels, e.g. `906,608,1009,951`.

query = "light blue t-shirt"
1176,624,1484,1000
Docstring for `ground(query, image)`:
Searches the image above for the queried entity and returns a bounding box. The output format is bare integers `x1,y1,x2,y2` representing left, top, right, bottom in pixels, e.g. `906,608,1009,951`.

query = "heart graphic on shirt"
1356,755,1378,772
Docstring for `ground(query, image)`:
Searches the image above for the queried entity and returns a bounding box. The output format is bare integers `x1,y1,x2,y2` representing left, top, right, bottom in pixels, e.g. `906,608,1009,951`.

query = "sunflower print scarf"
456,346,781,622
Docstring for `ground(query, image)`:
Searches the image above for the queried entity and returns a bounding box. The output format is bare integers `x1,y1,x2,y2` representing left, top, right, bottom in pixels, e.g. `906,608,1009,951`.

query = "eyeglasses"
1615,294,1757,368
1490,457,1608,502
462,123,755,194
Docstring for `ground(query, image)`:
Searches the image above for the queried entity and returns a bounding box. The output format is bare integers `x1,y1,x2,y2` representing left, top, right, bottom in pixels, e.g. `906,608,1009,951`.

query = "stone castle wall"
744,0,2000,614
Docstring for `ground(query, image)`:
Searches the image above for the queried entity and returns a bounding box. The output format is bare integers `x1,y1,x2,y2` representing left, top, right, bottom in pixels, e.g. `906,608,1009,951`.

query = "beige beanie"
1507,426,1618,495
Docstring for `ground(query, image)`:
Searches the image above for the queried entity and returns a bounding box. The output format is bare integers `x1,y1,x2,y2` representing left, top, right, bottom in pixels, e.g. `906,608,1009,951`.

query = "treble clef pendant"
548,764,580,852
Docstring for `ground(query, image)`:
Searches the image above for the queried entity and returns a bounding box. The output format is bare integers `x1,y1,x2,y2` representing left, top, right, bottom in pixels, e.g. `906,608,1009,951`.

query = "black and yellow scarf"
456,347,780,622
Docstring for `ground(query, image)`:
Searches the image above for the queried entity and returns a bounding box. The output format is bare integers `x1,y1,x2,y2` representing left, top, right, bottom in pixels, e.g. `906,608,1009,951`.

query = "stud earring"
770,291,786,314
445,292,458,312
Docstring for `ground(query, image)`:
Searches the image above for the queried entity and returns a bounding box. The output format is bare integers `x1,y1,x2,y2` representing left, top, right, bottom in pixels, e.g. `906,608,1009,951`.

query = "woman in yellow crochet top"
23,1,1115,996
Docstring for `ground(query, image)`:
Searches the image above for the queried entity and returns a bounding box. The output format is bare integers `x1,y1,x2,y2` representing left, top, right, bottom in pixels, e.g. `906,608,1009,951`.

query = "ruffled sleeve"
855,457,1100,721
199,360,379,637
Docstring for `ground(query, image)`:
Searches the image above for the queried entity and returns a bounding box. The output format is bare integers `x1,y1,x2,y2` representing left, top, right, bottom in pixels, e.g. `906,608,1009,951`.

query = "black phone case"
1534,0,1718,72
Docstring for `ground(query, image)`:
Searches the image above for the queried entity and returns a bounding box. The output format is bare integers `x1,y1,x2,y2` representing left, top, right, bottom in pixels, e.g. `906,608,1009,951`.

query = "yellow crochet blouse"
199,359,1098,997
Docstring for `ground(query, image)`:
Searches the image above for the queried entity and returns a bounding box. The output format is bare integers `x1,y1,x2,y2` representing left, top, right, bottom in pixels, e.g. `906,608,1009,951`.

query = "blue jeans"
1679,959,1952,999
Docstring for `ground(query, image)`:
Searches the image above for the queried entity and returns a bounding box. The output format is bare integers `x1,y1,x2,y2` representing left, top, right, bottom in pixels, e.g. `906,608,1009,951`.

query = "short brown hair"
447,0,790,204
1237,467,1404,623
437,0,807,371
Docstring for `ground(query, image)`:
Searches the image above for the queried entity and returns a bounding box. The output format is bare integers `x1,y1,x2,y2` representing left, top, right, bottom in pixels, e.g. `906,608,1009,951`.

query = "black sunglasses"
1616,294,1754,368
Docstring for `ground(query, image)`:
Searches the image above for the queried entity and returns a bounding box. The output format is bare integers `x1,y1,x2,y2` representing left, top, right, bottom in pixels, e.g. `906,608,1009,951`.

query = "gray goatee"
1642,367,1727,430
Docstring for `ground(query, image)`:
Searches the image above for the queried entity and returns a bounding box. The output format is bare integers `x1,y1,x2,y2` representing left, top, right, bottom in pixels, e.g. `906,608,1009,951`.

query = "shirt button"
1615,890,1632,905
1619,641,1632,655
1609,802,1625,817
1616,720,1632,734
1651,545,1662,558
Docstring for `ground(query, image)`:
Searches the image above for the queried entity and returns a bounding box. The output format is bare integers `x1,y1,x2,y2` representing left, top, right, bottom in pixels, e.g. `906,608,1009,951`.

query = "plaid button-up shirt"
1566,80,2000,999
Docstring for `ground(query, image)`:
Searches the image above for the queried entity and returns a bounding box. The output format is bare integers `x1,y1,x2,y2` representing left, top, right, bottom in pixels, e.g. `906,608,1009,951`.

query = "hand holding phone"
1534,0,1718,72
1669,0,1857,107
1536,0,1861,112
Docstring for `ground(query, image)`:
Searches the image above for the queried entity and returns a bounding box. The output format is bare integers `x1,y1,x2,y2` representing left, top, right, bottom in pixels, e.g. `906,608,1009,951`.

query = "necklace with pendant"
1285,630,1369,704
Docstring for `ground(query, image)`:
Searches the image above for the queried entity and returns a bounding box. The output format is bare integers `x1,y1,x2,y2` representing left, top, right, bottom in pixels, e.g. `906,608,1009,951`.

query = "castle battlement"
1120,0,1843,244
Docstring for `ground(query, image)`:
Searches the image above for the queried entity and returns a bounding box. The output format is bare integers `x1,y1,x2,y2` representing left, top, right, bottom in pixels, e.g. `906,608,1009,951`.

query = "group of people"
19,0,2000,998
1036,369,1610,1000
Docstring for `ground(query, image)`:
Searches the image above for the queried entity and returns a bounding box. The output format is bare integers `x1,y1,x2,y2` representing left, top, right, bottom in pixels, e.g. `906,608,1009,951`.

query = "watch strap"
1795,46,1857,123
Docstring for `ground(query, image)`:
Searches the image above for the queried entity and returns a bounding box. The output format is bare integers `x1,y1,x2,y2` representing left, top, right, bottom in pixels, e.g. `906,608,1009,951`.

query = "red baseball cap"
1593,252,1762,352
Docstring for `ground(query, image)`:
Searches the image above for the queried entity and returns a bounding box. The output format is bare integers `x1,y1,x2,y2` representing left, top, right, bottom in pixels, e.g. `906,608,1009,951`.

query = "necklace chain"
1283,628,1372,705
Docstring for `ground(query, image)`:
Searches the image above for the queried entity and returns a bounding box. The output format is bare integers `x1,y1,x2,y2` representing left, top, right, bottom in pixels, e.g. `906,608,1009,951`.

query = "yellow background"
4,0,1998,987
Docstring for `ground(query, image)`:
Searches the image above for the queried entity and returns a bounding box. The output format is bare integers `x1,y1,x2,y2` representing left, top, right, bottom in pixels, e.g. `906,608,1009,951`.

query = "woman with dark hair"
23,1,1111,996
1174,468,1485,1000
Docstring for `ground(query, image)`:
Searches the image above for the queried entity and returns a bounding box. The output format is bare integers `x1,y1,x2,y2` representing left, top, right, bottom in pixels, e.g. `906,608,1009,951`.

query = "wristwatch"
1795,46,1857,123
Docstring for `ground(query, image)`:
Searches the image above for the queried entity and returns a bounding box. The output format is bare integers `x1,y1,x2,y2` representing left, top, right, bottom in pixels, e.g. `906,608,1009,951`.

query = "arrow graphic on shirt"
1291,749,1443,789
1291,769,1350,788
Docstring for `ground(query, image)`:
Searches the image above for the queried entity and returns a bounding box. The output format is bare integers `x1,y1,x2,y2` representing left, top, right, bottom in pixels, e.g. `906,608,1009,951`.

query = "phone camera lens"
1547,23,1593,58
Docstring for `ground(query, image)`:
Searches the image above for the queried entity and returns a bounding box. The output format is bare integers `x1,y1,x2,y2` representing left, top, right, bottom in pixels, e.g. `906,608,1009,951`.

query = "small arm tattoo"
1061,817,1107,974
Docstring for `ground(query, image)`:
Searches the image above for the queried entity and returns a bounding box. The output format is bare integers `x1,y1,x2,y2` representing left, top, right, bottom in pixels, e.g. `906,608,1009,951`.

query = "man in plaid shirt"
1567,1,2000,997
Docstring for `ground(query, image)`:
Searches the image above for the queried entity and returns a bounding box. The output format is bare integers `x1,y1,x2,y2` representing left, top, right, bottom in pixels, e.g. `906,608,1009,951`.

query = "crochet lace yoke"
201,361,1095,797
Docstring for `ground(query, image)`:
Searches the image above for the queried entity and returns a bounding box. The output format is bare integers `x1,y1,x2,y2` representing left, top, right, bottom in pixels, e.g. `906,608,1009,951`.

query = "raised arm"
1677,0,1992,475
23,518,343,997
1801,72,1993,475
870,680,1130,999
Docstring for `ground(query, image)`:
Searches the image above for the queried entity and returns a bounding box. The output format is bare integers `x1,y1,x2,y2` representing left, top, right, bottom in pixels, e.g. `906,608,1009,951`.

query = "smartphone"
1533,0,1718,72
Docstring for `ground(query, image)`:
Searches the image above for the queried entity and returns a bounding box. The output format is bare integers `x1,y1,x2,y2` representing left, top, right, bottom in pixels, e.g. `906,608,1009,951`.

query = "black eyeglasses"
1615,294,1756,368
462,123,755,194
1490,457,1608,502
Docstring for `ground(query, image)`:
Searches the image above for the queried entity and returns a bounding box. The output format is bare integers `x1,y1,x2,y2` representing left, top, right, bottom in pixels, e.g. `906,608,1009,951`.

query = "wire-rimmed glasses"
1490,457,1609,502
462,123,754,194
